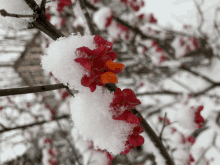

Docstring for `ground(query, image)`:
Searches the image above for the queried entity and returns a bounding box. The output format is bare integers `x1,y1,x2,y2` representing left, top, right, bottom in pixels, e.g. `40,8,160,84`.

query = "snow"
71,127,110,165
70,86,135,156
0,0,34,30
174,104,198,132
93,7,113,30
41,33,96,92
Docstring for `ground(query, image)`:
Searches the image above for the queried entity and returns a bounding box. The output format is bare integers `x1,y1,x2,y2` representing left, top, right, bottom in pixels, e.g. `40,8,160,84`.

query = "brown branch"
0,9,37,18
0,115,70,133
180,65,215,85
0,84,67,97
159,113,167,141
131,108,175,165
78,0,96,35
84,0,152,40
136,90,181,96
23,0,39,11
193,0,205,36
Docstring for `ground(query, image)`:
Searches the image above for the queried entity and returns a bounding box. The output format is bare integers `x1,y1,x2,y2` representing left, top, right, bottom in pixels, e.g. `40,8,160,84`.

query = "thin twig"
193,0,205,36
78,0,96,35
0,9,38,19
0,115,69,134
0,84,67,97
159,113,167,141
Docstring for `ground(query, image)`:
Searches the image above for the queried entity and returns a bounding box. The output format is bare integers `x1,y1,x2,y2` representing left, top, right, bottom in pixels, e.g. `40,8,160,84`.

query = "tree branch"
0,115,70,133
78,0,96,35
0,84,67,97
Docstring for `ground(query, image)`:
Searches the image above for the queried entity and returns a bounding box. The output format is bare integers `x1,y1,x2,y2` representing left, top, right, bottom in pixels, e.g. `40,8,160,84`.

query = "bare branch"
193,0,205,36
0,9,38,19
0,84,68,97
159,113,167,141
78,0,96,35
0,115,70,133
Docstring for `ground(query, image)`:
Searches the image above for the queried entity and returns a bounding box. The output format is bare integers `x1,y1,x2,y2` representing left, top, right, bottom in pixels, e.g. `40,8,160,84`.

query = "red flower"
57,0,72,13
114,110,141,124
112,109,144,154
158,116,170,125
44,138,52,145
187,154,194,165
171,127,177,134
106,152,114,165
152,41,158,47
187,136,195,145
62,91,70,99
138,14,144,20
122,134,144,154
105,11,113,28
149,14,157,24
46,12,51,21
194,106,204,128
92,0,99,4
50,109,55,114
110,88,141,117
48,148,55,157
26,102,30,108
74,36,124,92
49,159,57,165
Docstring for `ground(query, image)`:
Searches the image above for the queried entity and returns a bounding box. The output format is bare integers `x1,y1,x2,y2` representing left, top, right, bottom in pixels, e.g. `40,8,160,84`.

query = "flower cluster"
109,88,144,154
120,0,145,11
138,13,157,24
74,36,144,154
151,41,167,64
179,36,199,55
74,35,124,92
57,0,72,14
187,154,195,165
42,34,144,155
181,134,195,145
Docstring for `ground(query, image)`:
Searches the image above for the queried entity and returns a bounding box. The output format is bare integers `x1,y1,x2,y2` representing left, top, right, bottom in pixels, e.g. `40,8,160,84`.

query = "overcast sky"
143,0,220,33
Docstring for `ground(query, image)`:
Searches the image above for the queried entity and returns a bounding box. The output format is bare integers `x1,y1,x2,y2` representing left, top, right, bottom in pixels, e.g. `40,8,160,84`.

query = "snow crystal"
0,0,34,30
70,86,135,156
41,33,96,92
93,7,112,30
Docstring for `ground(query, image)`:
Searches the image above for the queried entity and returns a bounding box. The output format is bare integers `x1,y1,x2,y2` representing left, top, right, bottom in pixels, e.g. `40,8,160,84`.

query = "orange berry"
106,60,125,71
101,72,118,84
